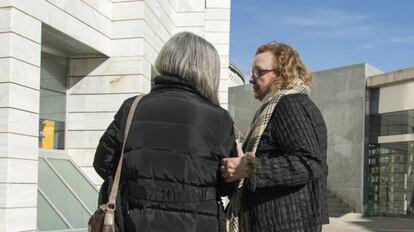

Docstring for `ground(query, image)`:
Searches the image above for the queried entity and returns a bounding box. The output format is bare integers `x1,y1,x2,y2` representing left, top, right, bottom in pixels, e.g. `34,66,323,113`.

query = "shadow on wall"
68,57,109,89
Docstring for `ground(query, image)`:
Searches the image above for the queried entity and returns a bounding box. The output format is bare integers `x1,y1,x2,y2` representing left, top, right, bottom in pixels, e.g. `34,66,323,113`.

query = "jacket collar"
152,75,203,97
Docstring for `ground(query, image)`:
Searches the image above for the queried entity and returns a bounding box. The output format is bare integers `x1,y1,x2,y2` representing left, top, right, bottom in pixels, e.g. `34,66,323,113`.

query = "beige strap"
107,95,143,208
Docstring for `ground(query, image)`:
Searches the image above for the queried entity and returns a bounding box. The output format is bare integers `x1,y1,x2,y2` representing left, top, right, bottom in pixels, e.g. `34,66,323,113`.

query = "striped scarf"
226,80,311,232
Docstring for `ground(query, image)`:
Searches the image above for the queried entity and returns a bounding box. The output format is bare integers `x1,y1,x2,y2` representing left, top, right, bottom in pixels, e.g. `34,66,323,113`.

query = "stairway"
328,191,353,217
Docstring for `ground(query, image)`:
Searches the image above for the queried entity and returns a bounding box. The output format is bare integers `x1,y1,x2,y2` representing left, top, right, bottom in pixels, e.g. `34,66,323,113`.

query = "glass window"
370,109,414,138
39,52,67,150
367,142,414,216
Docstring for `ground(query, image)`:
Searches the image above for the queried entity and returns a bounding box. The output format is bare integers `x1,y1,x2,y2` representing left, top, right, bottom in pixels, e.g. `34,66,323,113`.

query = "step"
329,212,350,218
328,198,343,204
329,202,349,209
329,207,353,213
327,192,337,198
327,191,353,216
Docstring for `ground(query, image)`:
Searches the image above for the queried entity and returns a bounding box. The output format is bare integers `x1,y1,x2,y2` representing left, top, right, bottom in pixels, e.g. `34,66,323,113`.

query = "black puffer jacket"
240,94,329,232
94,75,237,232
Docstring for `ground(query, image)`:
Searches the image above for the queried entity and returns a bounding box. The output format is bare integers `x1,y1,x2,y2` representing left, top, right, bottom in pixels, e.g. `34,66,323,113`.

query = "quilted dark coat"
240,94,329,232
93,75,237,232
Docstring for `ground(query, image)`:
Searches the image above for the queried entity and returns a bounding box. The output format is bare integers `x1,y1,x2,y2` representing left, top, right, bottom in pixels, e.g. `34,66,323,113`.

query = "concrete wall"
0,0,231,231
311,64,371,213
366,64,414,115
228,84,259,139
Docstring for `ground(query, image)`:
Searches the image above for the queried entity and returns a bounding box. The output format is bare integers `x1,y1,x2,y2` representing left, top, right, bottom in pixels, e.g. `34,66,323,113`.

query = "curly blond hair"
256,42,312,89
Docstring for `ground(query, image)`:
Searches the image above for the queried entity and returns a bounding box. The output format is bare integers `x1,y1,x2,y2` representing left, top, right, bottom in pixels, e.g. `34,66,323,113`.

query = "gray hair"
155,32,220,105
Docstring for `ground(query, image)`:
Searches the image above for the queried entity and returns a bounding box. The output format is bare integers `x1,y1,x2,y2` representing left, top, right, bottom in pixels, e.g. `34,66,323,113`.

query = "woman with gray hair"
93,32,238,231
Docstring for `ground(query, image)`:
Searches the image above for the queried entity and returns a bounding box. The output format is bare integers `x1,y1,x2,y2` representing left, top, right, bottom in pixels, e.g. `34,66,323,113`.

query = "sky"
230,0,414,79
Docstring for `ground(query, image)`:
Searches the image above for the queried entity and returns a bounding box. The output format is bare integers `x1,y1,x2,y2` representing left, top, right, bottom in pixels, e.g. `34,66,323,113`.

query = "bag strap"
107,95,144,209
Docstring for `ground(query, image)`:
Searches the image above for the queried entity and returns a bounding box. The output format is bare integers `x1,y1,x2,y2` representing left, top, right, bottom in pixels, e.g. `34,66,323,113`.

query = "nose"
249,75,255,84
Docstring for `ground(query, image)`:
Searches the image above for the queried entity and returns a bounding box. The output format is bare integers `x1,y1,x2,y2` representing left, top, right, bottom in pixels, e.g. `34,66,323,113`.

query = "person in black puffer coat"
93,32,238,232
221,42,329,232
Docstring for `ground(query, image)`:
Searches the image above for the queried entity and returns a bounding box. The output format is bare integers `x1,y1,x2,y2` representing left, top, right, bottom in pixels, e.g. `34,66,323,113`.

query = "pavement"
322,213,414,232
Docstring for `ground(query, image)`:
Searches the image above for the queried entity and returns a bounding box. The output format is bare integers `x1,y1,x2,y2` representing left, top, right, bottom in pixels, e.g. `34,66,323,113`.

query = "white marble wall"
206,0,231,109
0,6,41,232
0,0,232,230
67,57,150,186
67,0,231,185
173,0,232,108
1,0,112,56
67,0,169,186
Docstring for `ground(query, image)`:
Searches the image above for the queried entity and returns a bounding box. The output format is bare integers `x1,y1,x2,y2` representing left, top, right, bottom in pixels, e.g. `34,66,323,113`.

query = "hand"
220,144,248,182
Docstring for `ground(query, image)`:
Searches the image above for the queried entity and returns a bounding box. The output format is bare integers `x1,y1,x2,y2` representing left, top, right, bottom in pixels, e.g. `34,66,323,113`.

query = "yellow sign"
41,120,55,149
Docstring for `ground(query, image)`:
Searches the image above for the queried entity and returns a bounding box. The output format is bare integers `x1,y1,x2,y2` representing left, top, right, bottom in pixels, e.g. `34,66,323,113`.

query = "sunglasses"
251,68,275,79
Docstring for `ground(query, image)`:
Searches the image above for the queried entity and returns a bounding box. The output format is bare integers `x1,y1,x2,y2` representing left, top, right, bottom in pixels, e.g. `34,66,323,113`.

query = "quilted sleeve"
250,96,325,188
93,98,134,179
